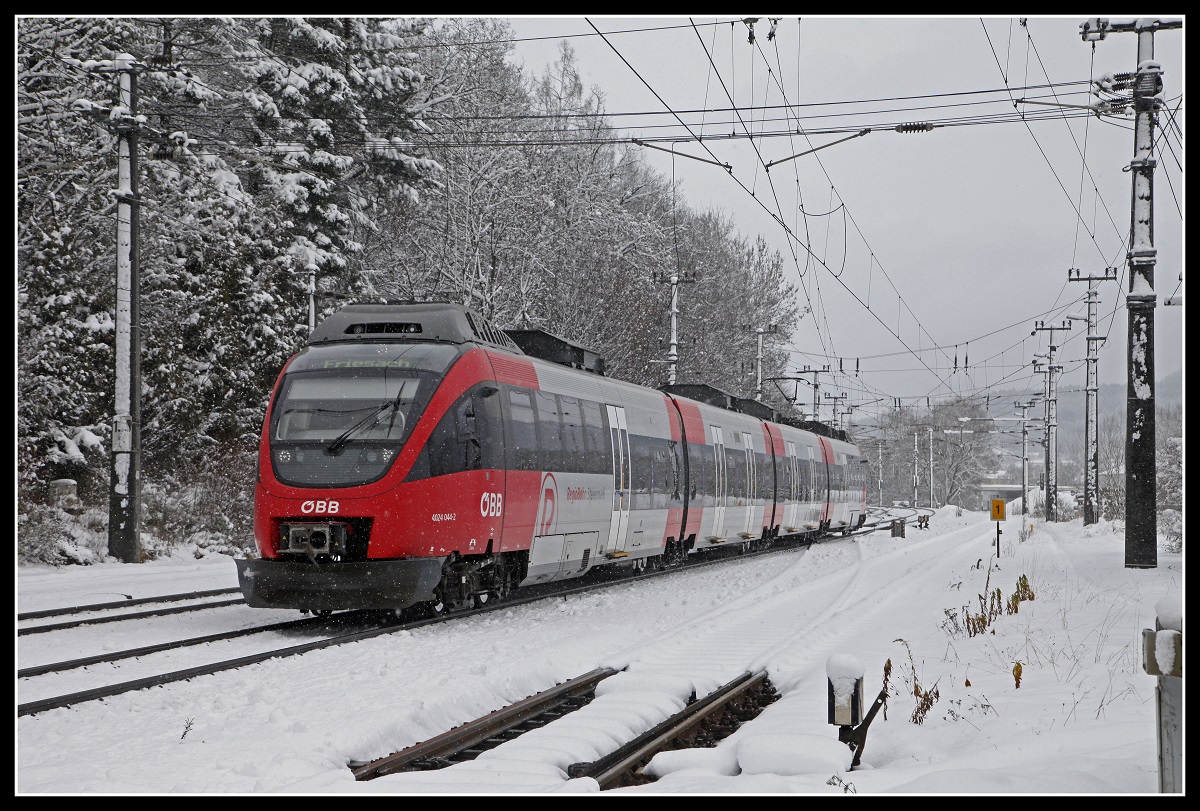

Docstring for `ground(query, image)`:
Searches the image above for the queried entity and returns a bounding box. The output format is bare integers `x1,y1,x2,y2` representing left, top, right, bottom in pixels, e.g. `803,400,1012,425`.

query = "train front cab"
240,341,555,612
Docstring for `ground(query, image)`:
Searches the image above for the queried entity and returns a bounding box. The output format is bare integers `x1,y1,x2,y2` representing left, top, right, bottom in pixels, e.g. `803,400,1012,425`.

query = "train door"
786,440,798,530
816,441,831,528
741,431,755,535
606,405,631,554
808,445,820,527
710,425,726,539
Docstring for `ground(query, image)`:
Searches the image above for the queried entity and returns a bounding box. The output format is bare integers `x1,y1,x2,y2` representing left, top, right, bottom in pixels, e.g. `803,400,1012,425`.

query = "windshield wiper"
326,403,391,456
325,391,408,456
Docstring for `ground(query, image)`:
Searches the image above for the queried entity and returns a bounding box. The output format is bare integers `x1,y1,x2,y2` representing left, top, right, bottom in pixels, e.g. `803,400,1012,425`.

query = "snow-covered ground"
17,507,1181,794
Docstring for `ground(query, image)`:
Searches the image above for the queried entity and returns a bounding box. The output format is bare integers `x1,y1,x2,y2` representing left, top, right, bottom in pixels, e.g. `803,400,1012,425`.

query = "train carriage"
774,422,830,536
236,302,867,616
664,393,773,553
824,435,869,533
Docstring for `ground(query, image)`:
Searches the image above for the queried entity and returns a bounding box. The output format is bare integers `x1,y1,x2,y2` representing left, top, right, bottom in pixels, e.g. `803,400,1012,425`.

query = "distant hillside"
987,370,1182,452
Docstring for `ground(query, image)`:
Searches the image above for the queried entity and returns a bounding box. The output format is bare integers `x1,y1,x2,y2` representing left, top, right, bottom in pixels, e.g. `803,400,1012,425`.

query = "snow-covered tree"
18,16,819,560
18,18,130,505
1155,403,1182,551
18,17,445,546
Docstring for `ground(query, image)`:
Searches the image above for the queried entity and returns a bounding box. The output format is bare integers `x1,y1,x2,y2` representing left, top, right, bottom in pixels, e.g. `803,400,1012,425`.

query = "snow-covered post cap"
826,654,865,727
1143,590,1182,677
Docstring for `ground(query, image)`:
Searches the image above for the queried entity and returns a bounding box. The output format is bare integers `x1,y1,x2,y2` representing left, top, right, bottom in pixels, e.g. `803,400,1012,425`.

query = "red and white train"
236,302,868,615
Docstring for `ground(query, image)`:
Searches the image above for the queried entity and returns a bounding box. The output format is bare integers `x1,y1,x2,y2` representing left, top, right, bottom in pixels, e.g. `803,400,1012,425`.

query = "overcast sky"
502,15,1184,421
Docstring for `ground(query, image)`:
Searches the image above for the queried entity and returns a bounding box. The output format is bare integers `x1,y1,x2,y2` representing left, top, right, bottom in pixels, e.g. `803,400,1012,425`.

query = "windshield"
274,376,420,443
267,342,458,487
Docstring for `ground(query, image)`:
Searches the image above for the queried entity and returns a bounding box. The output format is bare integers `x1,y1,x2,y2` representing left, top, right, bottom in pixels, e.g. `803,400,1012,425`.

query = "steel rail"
17,614,332,678
18,588,242,621
566,670,778,789
350,667,620,780
16,614,448,717
18,598,247,636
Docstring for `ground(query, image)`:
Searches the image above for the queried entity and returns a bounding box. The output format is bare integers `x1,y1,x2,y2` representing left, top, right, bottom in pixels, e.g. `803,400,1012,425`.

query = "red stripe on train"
486,351,539,390
672,397,706,445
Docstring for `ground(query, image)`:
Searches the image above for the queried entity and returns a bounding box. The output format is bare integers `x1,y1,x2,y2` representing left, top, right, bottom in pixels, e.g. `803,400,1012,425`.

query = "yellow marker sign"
991,499,1006,521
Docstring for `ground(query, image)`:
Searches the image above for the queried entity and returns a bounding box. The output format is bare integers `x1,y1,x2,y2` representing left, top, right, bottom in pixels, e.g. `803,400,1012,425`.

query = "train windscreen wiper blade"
325,385,409,456
325,403,392,456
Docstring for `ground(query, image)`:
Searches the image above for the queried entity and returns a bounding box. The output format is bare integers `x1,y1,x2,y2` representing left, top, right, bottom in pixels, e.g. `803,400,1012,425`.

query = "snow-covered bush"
141,446,258,557
1159,508,1182,553
1026,488,1045,515
1056,492,1079,521
18,504,108,565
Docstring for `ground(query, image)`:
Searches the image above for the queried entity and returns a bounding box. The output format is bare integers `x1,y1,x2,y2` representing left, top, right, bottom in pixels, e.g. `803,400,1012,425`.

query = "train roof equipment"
503,328,606,376
306,300,610,378
306,302,520,352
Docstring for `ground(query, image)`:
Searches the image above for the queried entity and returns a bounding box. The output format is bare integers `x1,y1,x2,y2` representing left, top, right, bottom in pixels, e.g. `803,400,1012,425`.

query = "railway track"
17,550,722,716
19,526,881,718
17,613,332,678
18,587,242,621
566,670,780,790
18,588,246,636
349,667,780,787
349,667,621,779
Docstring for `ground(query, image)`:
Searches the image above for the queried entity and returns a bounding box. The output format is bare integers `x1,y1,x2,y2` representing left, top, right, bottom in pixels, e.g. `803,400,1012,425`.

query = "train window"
535,391,562,470
831,463,845,500
647,444,672,510
406,384,501,481
274,375,420,442
725,447,746,500
759,451,774,503
507,387,538,471
667,440,682,505
687,443,710,505
649,446,663,510
559,395,586,473
270,366,447,488
630,435,652,510
579,399,611,475
425,405,460,478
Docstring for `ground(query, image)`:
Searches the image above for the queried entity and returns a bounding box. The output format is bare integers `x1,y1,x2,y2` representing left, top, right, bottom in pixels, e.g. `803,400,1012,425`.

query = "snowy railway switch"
890,519,905,538
827,654,888,770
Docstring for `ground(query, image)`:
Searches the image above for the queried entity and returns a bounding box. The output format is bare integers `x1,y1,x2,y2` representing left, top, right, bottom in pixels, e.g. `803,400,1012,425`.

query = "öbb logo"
300,500,339,514
536,472,558,536
481,492,503,517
